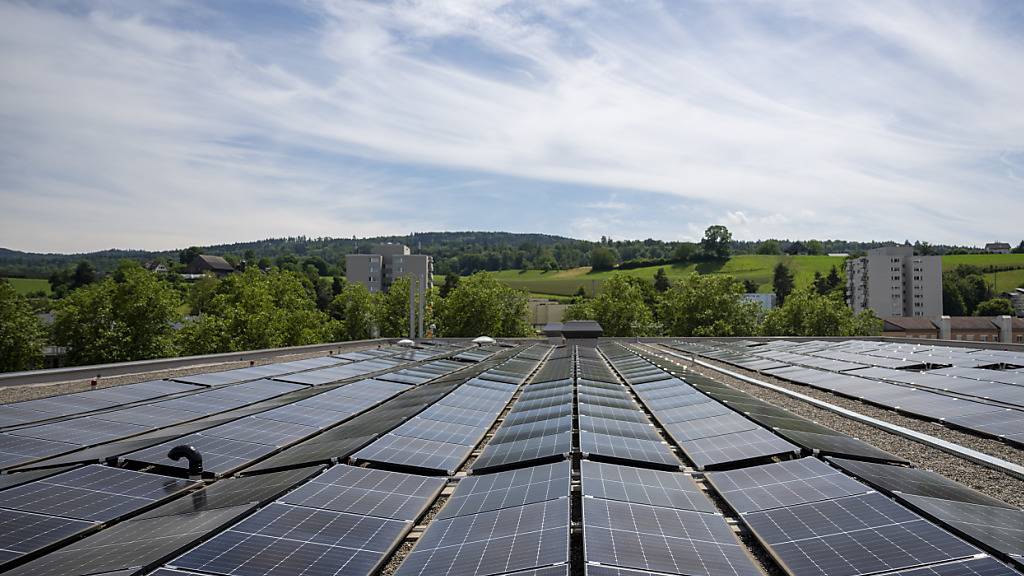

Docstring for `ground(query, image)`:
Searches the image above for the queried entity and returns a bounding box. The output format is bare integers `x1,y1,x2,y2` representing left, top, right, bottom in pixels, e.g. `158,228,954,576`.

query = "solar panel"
491,415,573,443
583,497,760,576
708,458,871,513
679,428,799,469
172,502,410,576
203,416,318,447
663,413,759,442
0,434,76,469
897,494,1024,564
280,464,445,521
578,416,660,440
579,431,679,468
0,509,95,566
471,431,572,472
390,418,486,446
3,504,256,576
878,557,1022,576
396,497,569,576
580,460,714,513
826,458,1017,509
124,434,278,476
351,434,470,475
743,492,980,576
439,461,571,520
0,465,196,522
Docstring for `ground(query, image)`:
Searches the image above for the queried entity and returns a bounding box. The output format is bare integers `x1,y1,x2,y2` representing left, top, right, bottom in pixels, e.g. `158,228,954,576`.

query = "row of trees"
563,273,881,338
0,263,534,372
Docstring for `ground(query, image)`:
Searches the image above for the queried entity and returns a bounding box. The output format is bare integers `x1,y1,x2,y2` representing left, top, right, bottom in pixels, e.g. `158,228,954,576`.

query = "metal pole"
408,277,416,339
418,275,425,339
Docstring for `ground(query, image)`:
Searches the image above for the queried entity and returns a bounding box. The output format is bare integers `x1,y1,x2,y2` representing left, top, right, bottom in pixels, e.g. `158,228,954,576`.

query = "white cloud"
0,0,1021,252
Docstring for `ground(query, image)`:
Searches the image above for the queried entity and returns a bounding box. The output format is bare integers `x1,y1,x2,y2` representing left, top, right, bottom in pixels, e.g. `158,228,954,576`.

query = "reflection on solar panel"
743,492,980,576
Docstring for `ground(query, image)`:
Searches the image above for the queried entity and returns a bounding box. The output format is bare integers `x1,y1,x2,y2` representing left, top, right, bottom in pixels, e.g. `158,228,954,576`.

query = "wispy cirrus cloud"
0,0,1021,252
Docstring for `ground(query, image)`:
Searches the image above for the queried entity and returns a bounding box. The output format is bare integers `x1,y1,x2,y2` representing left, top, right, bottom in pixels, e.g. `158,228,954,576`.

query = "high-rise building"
846,246,942,318
346,243,432,294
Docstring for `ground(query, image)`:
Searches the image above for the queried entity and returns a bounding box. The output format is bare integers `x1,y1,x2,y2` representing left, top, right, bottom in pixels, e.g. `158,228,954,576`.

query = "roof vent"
167,445,203,480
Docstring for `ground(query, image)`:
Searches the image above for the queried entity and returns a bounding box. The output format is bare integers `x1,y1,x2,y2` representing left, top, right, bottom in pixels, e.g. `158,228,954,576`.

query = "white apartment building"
846,246,942,318
346,244,432,294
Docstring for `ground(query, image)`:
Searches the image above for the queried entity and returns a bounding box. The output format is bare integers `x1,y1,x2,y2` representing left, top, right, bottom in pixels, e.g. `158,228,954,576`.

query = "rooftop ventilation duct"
167,445,203,480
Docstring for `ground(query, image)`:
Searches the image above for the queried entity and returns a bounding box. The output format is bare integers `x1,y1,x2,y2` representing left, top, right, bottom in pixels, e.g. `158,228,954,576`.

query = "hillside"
480,254,1024,297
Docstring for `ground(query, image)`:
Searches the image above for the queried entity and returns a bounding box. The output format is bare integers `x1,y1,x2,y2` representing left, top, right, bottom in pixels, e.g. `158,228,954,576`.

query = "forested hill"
0,231,998,279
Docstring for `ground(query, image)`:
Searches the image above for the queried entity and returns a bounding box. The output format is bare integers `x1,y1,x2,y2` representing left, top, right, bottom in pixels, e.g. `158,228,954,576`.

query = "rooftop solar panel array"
0,465,197,570
602,343,798,469
166,465,444,576
3,340,1023,576
829,457,1024,568
354,348,545,474
636,352,908,464
577,347,679,468
710,458,1003,576
398,461,571,576
471,348,571,473
667,340,1024,446
581,460,759,576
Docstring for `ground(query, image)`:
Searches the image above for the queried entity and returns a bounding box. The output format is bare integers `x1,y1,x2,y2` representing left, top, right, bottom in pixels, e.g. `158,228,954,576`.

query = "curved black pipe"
167,445,203,478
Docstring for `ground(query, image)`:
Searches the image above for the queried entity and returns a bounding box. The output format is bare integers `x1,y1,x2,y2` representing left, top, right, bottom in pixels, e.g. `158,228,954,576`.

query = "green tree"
805,239,824,255
757,240,781,255
942,275,967,316
176,268,337,355
659,274,761,337
975,298,1015,316
672,242,698,262
435,273,531,337
590,247,618,271
331,276,346,297
812,271,830,295
564,275,656,336
179,246,202,265
762,288,881,337
188,275,220,315
375,277,425,338
0,280,47,372
772,262,795,305
72,261,97,289
653,268,671,292
329,282,376,340
1012,241,1024,254
54,262,181,365
439,273,460,298
742,280,759,293
700,225,732,259
826,266,842,292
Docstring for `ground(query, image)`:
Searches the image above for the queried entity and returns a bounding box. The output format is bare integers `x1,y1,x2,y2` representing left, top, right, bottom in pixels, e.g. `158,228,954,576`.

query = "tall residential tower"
846,246,942,318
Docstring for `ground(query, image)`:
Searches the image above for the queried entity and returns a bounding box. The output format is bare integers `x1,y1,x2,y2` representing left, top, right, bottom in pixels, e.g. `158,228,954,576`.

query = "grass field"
2,277,51,296
461,253,1024,298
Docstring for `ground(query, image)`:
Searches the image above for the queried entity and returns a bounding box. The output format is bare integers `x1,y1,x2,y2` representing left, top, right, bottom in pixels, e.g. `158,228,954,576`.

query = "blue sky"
1,0,1022,252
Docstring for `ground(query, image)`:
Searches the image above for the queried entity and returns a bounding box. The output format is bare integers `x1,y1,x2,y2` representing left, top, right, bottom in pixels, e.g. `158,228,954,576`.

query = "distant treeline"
0,231,1014,279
